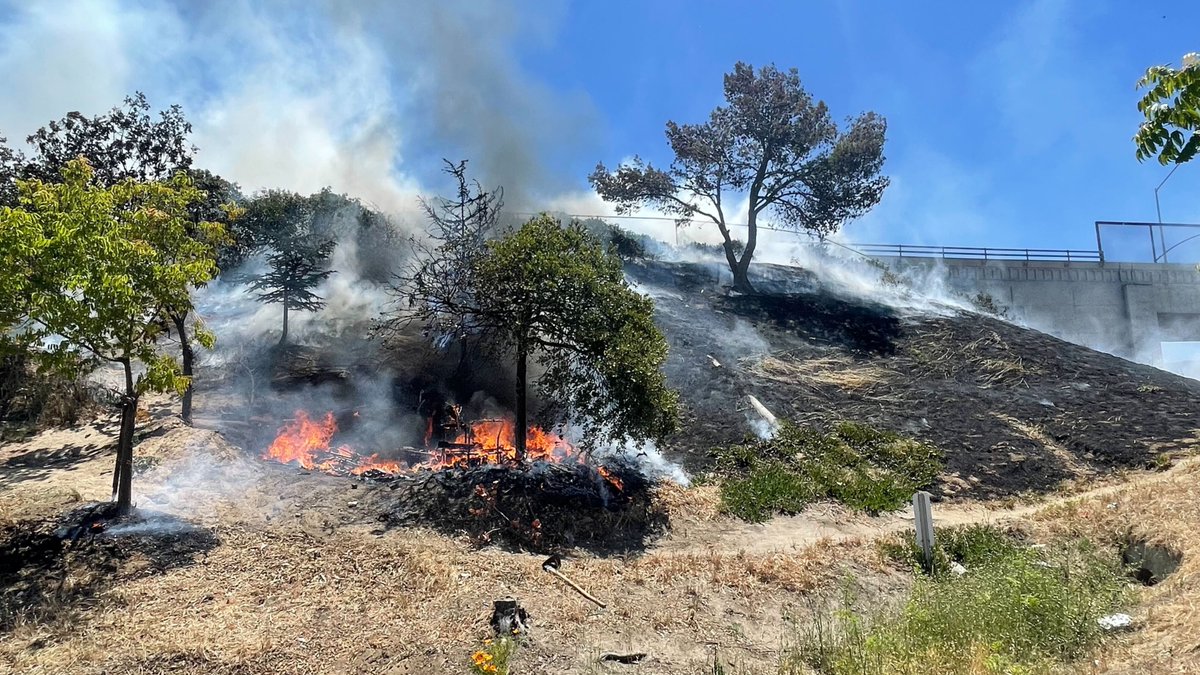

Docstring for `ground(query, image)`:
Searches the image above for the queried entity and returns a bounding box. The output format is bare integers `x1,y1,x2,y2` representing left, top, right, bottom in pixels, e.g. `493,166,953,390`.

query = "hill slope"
633,261,1200,498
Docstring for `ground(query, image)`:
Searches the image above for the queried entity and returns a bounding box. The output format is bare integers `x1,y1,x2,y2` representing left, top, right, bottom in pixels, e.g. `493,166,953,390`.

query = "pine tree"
251,237,336,345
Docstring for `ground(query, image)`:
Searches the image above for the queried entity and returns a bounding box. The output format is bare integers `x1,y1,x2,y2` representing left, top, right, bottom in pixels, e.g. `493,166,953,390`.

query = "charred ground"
634,260,1200,498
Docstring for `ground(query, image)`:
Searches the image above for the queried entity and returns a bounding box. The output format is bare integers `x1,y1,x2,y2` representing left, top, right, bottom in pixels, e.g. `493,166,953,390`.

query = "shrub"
717,422,943,522
784,540,1129,674
878,523,1024,575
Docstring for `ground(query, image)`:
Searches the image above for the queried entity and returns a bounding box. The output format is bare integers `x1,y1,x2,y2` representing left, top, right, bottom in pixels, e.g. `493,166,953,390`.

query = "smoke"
0,0,597,213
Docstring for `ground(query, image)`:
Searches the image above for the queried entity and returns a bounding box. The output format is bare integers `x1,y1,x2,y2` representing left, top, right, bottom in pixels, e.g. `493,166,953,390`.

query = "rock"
949,562,968,576
1097,613,1133,631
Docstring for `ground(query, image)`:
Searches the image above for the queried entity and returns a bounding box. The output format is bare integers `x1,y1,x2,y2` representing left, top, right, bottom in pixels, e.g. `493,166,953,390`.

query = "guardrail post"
914,491,935,574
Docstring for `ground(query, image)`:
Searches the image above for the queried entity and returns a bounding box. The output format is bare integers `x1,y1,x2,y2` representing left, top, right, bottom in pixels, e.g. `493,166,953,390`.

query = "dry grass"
1029,459,1200,671
0,424,895,675
907,327,1042,387
746,354,893,393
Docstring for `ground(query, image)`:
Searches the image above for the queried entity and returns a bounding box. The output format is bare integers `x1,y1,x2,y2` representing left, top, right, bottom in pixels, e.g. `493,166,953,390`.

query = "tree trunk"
514,335,527,461
280,300,289,346
113,360,138,516
172,312,194,425
733,211,759,294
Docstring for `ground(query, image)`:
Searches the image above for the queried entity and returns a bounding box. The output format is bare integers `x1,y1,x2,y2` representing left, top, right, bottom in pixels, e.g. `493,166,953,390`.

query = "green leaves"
590,62,888,287
1134,53,1200,165
0,158,222,395
473,215,680,447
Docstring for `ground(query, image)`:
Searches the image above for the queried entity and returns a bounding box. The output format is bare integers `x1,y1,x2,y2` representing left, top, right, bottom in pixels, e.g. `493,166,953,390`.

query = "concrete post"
913,491,935,574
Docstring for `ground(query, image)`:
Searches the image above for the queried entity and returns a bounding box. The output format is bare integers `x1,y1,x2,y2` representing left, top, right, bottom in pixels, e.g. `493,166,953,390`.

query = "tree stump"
490,597,529,637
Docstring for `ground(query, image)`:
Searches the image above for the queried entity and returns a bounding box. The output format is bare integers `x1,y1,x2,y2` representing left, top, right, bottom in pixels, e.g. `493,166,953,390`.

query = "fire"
261,410,623,491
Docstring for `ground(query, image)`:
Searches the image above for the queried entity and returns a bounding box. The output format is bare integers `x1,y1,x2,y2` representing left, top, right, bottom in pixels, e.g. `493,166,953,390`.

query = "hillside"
2,260,1200,673
634,260,1200,498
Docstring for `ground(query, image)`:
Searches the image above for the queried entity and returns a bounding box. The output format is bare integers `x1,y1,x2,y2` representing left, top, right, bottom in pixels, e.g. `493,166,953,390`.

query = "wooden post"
913,491,935,574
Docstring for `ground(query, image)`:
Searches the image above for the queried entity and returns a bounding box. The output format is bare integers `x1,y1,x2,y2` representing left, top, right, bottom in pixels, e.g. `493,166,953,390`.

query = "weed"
470,635,517,675
1153,452,1173,471
783,540,1129,674
1137,383,1163,394
717,422,942,522
878,523,1024,575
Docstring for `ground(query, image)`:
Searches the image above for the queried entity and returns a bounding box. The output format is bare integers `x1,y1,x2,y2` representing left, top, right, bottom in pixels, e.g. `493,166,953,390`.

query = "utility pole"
1154,164,1181,262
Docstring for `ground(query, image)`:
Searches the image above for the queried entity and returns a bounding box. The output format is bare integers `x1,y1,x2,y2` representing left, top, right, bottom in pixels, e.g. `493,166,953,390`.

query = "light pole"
1154,164,1181,262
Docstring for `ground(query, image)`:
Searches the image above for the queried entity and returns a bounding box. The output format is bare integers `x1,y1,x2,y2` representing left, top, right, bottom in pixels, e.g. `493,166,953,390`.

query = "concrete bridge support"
883,257,1200,367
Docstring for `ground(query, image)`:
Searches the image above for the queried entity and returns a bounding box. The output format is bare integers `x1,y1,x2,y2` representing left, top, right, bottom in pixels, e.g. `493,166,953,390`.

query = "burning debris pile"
256,408,656,551
382,457,661,552
260,409,622,487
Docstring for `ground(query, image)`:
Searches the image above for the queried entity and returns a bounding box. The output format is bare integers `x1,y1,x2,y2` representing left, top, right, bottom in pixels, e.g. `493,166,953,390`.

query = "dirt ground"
3,260,1200,673
2,401,1198,674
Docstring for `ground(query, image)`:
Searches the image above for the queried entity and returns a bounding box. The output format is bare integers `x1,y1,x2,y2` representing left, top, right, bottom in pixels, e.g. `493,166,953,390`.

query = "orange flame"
261,410,623,491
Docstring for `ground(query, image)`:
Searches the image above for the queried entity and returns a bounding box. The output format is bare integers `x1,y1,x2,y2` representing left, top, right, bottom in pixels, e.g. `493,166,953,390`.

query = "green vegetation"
717,422,942,522
0,158,223,513
1135,52,1200,166
784,540,1129,674
249,234,336,345
472,214,680,454
878,523,1024,575
470,636,517,674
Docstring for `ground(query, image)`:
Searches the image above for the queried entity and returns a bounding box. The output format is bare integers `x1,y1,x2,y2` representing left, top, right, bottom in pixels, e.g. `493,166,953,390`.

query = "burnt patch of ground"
634,261,1200,499
0,501,218,632
381,459,666,554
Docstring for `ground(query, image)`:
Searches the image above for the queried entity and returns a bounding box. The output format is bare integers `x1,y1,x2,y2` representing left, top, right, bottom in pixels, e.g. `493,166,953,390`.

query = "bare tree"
590,62,889,292
376,160,503,381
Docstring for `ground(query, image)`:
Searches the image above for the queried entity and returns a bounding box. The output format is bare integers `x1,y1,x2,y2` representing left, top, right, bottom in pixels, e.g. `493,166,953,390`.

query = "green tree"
1135,53,1200,165
590,62,888,292
20,96,238,423
0,159,222,514
250,236,336,346
0,135,22,207
21,92,195,185
472,214,679,457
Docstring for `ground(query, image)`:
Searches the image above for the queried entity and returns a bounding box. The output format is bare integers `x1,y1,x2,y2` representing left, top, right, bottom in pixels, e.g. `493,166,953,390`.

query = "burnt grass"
379,458,663,554
0,502,218,632
632,260,1200,499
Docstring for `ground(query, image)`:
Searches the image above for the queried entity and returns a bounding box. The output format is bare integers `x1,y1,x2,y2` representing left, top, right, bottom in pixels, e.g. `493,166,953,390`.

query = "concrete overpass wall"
881,257,1200,365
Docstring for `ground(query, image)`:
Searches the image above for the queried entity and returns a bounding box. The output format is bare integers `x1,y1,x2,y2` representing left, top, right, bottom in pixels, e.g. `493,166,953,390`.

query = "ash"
379,458,665,554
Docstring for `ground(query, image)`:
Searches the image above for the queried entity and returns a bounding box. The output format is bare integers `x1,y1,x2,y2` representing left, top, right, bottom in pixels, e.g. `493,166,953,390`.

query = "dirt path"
653,462,1194,555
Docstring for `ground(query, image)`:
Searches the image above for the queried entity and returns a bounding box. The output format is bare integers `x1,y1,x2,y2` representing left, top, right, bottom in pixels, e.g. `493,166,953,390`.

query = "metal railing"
1095,220,1200,264
850,243,1103,263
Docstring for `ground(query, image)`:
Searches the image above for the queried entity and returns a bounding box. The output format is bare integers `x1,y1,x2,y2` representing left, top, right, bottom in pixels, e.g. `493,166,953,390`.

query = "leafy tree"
166,171,240,424
20,96,239,423
590,62,888,292
229,189,312,267
250,236,336,345
472,215,679,457
0,135,22,207
578,218,654,261
0,159,222,514
1135,53,1200,165
378,160,503,381
21,92,195,185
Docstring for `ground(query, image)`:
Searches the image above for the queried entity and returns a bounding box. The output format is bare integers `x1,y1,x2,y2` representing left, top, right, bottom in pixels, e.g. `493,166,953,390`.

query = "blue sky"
510,0,1200,254
1,0,1197,258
